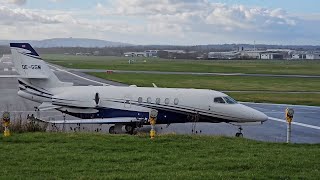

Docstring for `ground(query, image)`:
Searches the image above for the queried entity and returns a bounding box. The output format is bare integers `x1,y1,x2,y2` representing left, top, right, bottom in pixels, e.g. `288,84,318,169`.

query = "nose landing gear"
235,127,243,137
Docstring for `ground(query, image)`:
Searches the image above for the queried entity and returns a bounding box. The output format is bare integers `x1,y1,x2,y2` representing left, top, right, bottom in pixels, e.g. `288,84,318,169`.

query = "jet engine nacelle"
52,90,98,108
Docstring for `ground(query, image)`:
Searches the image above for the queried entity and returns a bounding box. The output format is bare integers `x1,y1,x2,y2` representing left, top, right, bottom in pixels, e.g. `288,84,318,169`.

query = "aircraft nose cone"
253,111,268,122
238,104,268,122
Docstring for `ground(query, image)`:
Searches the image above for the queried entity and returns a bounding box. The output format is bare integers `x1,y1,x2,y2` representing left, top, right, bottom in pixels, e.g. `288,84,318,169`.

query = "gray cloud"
97,0,296,29
0,0,319,45
0,6,61,24
94,0,317,44
3,0,27,5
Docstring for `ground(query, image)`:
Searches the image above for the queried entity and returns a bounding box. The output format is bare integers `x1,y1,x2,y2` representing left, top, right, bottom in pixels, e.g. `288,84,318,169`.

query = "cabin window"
223,96,238,104
138,97,143,103
214,97,225,104
156,98,160,104
147,97,152,103
165,98,170,104
174,98,179,105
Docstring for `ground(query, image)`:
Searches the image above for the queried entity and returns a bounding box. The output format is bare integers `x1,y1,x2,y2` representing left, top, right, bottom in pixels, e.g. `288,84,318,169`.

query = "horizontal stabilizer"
0,75,48,78
0,75,21,78
38,102,61,111
45,117,145,124
22,75,48,79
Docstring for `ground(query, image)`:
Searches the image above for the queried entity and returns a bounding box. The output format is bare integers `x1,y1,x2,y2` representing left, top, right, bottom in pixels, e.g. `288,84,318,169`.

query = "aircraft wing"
43,117,146,124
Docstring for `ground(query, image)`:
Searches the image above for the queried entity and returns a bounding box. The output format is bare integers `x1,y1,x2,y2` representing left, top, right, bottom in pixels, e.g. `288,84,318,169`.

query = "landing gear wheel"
109,126,115,134
125,124,136,135
125,125,133,132
235,132,243,137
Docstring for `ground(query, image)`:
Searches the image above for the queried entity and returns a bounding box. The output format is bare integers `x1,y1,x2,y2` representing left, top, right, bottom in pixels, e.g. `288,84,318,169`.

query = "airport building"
291,52,320,60
124,50,158,57
208,51,240,60
145,50,158,57
208,49,291,60
306,53,320,60
292,53,306,59
241,50,265,59
260,52,284,60
124,52,147,57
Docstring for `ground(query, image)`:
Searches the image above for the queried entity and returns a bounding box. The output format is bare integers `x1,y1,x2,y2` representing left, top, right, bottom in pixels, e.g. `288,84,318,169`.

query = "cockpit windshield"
214,97,225,104
223,96,238,104
214,96,237,104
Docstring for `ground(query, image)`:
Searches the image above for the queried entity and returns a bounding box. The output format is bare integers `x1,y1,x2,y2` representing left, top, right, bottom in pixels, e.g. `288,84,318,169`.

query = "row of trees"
1,44,320,60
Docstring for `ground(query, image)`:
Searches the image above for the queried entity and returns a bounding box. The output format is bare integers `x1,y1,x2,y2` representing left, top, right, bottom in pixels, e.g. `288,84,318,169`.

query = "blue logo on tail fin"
10,43,40,57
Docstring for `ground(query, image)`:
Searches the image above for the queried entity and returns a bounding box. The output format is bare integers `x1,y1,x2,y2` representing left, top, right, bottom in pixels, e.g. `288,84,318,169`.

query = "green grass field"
0,133,319,179
89,73,320,92
43,54,320,75
42,54,320,105
88,72,320,106
227,92,320,106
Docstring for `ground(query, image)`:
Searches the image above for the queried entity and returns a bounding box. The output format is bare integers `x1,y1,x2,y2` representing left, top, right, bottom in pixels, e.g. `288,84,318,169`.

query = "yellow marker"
285,108,294,123
149,117,156,126
4,128,10,137
149,110,158,139
2,112,11,137
150,129,156,139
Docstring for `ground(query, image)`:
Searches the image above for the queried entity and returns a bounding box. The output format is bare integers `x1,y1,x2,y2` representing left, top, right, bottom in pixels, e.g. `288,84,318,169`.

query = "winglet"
152,83,158,88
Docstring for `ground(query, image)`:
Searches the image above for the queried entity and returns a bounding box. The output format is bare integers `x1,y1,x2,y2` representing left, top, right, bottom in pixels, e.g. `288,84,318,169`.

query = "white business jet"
10,43,268,136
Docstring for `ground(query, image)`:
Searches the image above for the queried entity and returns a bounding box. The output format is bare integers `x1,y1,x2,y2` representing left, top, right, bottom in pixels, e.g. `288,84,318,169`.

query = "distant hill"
0,38,132,48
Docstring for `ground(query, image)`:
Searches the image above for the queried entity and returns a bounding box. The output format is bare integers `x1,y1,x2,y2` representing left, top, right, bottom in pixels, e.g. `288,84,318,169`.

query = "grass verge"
228,92,320,106
43,54,320,75
87,72,320,106
0,133,319,179
88,73,320,92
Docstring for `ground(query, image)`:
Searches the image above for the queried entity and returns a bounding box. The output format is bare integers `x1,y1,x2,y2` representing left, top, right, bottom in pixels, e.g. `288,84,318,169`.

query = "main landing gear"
108,124,137,135
235,126,243,137
109,126,115,134
125,124,136,135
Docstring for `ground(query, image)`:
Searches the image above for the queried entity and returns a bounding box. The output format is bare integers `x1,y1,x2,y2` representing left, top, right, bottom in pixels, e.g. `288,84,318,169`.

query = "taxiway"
1,55,319,143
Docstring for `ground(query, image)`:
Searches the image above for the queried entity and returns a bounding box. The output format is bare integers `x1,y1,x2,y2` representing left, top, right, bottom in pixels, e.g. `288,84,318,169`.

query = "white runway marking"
265,111,319,114
12,68,16,71
0,75,20,78
4,68,8,71
268,117,320,130
3,62,12,64
242,102,320,110
48,64,110,86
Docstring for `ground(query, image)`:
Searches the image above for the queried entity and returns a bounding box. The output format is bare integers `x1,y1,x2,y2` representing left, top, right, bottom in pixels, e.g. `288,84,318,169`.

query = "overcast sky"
0,0,319,45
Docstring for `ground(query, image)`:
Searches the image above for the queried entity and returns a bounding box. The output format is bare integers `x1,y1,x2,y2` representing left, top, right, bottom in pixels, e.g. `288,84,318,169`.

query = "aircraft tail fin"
10,43,72,88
